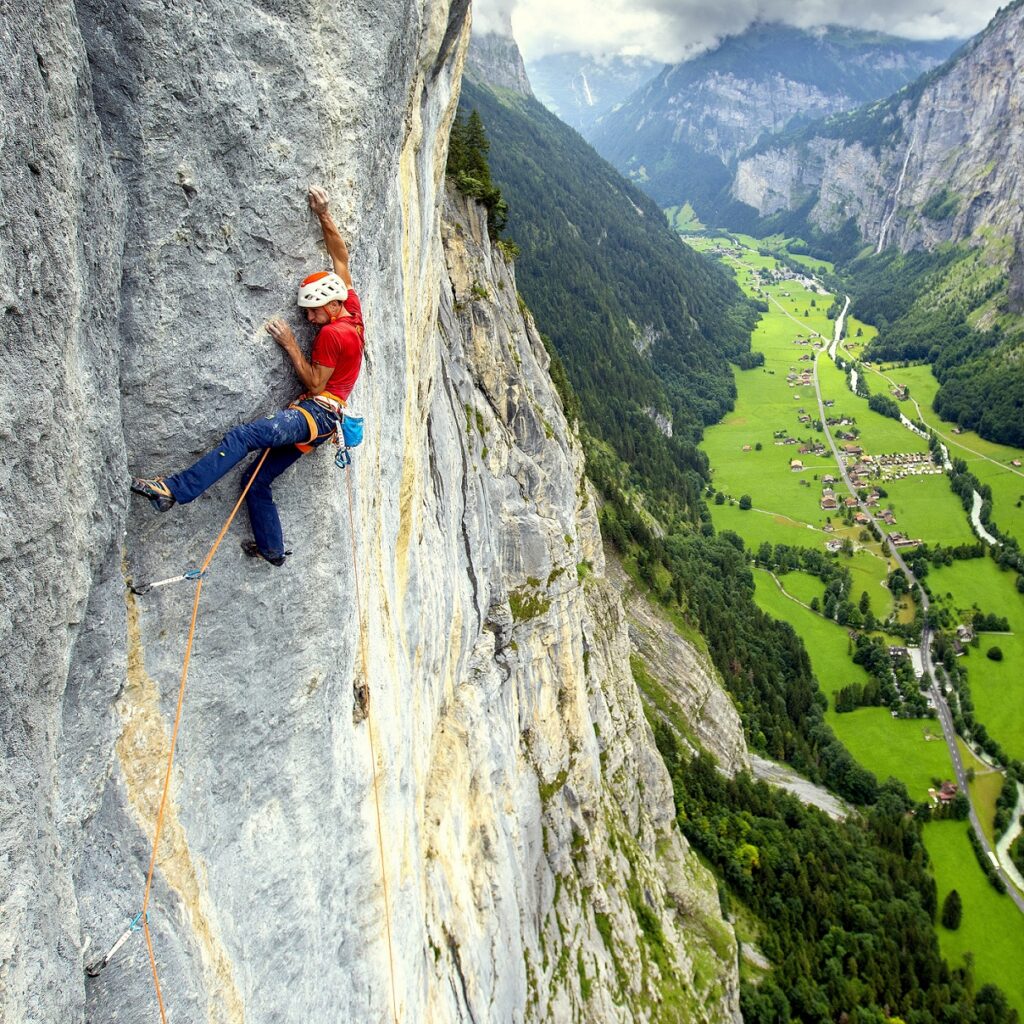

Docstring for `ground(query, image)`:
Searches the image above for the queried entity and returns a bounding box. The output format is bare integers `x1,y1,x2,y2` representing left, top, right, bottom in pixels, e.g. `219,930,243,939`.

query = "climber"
130,186,364,567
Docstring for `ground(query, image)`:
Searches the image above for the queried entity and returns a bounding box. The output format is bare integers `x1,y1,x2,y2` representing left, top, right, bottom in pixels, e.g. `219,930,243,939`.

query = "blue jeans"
165,402,337,559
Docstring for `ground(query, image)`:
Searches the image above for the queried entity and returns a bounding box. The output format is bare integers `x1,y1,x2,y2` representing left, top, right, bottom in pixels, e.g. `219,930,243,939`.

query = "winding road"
811,338,1024,913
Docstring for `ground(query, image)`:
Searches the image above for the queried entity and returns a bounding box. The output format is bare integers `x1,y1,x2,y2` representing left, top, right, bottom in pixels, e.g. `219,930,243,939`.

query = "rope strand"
140,448,269,1024
345,465,400,1024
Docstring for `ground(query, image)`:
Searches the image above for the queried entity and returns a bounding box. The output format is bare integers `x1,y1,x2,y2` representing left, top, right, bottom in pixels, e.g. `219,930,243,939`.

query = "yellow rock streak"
117,594,245,1024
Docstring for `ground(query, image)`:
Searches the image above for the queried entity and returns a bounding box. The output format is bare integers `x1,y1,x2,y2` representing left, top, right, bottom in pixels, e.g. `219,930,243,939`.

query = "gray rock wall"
1,2,739,1021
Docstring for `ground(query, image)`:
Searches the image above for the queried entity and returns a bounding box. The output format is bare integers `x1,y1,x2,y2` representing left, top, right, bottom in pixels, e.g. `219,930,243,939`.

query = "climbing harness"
84,911,147,977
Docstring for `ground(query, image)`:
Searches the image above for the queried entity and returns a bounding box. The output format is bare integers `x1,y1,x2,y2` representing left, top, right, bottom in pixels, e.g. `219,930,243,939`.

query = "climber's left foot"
131,477,176,513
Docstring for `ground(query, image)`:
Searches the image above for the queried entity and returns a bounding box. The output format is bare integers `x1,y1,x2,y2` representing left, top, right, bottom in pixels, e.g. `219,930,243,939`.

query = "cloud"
472,0,1002,62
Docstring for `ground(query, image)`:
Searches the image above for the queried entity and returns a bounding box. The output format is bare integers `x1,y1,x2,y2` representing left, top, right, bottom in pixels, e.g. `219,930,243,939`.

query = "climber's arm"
308,187,352,289
266,319,333,394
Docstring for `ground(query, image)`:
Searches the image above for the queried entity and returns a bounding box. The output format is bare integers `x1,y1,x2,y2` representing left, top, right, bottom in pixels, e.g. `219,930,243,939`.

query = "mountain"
591,23,957,217
526,51,662,136
465,20,533,96
461,44,758,525
730,0,1024,444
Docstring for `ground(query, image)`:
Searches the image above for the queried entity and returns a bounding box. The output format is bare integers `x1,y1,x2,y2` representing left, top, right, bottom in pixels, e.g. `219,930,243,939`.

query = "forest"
457,80,758,521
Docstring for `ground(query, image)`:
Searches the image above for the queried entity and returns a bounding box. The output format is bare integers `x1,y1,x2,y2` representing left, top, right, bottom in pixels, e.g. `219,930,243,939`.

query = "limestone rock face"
467,22,534,97
1,2,739,1021
733,3,1024,258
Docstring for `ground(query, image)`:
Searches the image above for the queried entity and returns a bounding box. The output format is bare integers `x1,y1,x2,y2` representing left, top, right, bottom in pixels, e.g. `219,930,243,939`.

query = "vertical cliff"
1,2,740,1021
732,2,1024,257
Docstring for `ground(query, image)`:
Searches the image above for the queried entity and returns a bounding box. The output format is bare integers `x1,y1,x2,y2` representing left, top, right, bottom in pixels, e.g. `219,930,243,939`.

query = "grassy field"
863,361,1024,543
970,769,1008,846
930,560,1024,762
925,820,1024,1016
753,567,873,693
883,474,978,546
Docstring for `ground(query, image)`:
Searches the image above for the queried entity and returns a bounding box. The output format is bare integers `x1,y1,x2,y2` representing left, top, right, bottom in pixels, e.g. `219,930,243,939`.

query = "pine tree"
941,889,962,929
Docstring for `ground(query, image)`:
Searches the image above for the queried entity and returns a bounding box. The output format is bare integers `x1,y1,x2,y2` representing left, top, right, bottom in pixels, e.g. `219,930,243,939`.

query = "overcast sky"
473,0,1003,62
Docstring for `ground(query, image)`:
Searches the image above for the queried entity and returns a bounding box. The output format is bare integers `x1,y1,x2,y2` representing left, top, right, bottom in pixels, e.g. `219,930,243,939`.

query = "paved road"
811,346,1024,912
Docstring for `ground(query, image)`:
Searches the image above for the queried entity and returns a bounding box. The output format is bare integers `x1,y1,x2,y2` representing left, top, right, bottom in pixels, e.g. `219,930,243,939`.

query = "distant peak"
468,22,534,97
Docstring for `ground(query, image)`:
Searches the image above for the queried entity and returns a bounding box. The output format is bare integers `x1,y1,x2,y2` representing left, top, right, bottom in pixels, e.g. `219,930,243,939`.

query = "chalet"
783,437,798,446
790,459,804,471
889,646,909,659
937,781,958,804
1013,459,1022,468
822,474,836,484
844,496,858,508
821,495,838,510
854,512,871,525
956,624,975,643
826,539,843,553
844,444,863,456
742,444,752,452
866,494,880,506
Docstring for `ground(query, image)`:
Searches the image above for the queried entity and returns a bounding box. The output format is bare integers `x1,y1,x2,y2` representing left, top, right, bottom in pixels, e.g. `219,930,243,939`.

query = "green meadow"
864,361,1024,542
925,820,1024,1016
930,560,1024,762
883,474,978,546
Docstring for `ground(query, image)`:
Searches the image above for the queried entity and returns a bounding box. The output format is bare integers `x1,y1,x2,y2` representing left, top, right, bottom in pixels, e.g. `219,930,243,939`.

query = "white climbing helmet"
297,270,348,307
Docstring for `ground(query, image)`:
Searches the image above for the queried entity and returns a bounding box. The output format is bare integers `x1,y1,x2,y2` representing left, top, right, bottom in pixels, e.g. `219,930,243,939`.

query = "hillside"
458,71,757,523
729,0,1024,445
591,23,955,220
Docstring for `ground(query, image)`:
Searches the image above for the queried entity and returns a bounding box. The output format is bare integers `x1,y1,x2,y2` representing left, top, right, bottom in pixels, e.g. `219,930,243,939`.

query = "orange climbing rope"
137,446,398,1024
139,448,269,1024
344,465,400,1024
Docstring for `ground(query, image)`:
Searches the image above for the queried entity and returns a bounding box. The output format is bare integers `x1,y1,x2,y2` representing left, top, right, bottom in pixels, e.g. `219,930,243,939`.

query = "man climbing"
131,187,364,567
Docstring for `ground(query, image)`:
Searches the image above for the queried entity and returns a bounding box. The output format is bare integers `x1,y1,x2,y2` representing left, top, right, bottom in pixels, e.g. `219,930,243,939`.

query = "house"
826,539,843,553
821,496,838,510
823,474,836,484
866,494,880,506
889,645,909,659
790,459,804,471
854,512,871,525
844,444,863,456
844,496,858,508
956,624,975,643
742,444,752,452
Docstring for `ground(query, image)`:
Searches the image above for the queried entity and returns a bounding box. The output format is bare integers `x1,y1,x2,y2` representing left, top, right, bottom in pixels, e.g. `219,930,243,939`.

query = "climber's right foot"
130,477,176,513
241,540,288,567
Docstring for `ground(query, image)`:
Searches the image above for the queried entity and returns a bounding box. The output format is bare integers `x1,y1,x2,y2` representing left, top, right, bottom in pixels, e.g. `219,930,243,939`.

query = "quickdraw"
85,911,148,978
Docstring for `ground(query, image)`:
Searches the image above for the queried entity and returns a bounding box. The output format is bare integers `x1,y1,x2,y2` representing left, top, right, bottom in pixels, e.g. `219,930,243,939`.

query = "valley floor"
685,231,1024,1013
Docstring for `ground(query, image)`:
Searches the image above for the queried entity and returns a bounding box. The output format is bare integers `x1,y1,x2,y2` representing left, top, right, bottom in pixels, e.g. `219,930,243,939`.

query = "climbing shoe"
241,540,289,567
130,477,176,513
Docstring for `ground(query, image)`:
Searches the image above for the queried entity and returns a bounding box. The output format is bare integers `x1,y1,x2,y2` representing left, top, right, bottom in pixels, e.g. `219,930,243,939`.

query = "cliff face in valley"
732,2,1024,258
466,17,533,98
526,52,661,137
0,2,742,1021
591,23,955,213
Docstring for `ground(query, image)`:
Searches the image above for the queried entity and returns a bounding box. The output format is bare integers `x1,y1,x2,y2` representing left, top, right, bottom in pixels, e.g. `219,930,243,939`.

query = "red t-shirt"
311,289,364,401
